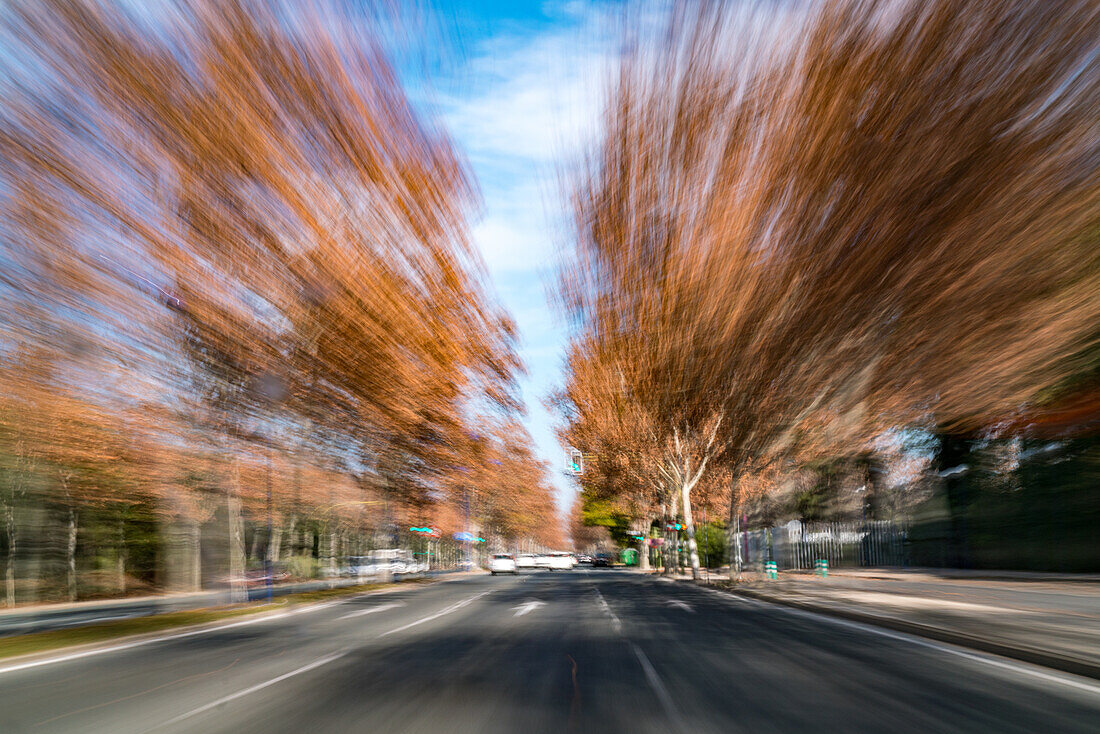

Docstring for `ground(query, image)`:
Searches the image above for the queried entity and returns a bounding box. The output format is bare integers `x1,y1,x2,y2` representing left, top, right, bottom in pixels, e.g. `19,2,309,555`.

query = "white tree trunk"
326,525,337,586
66,505,78,603
190,519,202,591
4,498,16,607
680,480,702,581
727,495,743,581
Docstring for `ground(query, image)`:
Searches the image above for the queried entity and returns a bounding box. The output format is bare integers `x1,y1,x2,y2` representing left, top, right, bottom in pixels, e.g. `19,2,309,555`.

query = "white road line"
379,589,494,637
664,599,694,612
145,587,494,729
0,594,365,677
0,608,292,677
631,643,686,731
592,587,621,634
690,584,1100,696
511,600,545,617
338,602,404,620
147,651,347,731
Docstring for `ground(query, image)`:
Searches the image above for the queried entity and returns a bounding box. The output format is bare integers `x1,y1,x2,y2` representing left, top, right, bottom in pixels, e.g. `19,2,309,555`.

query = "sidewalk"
661,566,1100,679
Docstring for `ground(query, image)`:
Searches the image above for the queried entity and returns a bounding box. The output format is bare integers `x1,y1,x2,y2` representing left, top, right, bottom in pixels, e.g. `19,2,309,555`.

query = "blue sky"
421,1,619,515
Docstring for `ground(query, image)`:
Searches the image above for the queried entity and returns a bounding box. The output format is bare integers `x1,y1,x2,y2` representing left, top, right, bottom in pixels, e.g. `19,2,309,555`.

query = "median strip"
0,578,435,673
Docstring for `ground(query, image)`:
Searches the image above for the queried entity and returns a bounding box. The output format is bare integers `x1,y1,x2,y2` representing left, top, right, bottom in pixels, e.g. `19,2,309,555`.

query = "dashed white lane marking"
379,589,494,637
631,642,687,732
338,601,405,620
591,587,621,633
589,578,687,730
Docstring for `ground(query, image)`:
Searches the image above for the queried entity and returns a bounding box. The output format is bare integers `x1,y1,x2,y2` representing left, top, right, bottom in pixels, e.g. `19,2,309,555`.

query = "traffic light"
567,448,584,475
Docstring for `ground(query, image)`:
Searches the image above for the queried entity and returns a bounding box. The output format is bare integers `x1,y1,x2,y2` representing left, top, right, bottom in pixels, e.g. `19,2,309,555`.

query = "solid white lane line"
338,602,404,620
0,608,294,677
764,601,1100,696
147,651,347,731
631,643,686,731
379,589,494,637
0,592,376,677
690,584,1100,696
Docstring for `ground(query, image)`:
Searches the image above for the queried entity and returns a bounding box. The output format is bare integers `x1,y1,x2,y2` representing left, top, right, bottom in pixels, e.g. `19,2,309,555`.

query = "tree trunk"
246,528,258,567
227,474,246,603
680,481,702,581
326,524,337,586
190,520,202,591
116,515,127,594
4,497,16,607
936,431,975,569
60,475,78,603
727,480,742,581
270,520,284,564
66,505,78,603
638,534,650,571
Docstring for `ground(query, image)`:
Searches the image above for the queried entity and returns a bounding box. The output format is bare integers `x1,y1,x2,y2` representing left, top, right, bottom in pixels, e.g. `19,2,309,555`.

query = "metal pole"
702,507,709,584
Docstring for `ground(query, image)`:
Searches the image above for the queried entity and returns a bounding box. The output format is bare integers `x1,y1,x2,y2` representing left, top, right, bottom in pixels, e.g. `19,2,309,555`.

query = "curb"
722,584,1100,681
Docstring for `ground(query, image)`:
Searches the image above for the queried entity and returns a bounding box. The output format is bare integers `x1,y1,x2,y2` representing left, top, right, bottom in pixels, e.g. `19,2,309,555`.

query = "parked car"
576,555,593,565
515,554,537,570
490,554,518,575
534,554,552,570
592,553,612,567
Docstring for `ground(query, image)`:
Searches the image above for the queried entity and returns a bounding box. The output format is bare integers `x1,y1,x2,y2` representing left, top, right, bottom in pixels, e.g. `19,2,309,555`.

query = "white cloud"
432,1,622,513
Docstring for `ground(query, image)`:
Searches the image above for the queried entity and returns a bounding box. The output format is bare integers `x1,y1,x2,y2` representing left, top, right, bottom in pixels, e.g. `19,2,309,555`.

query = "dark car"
592,553,612,567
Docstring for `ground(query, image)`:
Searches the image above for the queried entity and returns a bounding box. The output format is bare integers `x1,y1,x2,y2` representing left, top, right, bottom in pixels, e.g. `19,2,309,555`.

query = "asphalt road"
0,570,1097,733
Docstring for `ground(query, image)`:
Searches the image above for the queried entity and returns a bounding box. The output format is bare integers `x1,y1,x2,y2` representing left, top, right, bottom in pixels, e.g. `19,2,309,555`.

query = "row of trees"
557,0,1100,577
0,0,560,605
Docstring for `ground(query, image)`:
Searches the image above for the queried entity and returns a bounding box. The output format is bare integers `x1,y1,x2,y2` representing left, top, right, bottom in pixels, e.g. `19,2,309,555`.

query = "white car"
534,554,552,570
548,552,573,571
490,554,518,575
515,554,537,570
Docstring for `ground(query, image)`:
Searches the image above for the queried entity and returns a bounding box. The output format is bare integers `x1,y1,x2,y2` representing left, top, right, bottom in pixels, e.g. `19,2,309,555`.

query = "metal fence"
736,520,908,571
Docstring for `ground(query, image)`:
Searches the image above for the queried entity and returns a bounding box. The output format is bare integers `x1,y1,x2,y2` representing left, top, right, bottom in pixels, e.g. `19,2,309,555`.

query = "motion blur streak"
0,0,561,611
1,0,1100,732
558,0,1100,580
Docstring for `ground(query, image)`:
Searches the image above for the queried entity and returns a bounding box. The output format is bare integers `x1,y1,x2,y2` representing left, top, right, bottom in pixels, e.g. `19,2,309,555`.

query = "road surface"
0,570,1097,733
